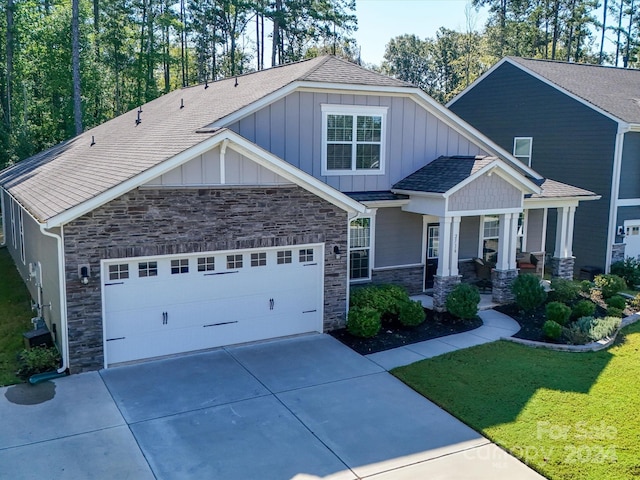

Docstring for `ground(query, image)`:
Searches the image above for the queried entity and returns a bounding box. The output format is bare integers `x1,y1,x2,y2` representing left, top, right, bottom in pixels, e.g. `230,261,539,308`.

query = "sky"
352,0,612,67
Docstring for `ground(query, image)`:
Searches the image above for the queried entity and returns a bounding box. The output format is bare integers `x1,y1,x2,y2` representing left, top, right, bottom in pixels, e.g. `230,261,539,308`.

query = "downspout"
39,224,69,375
605,127,626,273
0,190,5,247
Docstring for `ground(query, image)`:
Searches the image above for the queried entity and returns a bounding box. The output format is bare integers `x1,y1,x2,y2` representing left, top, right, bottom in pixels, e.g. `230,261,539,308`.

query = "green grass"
393,324,640,480
0,248,35,386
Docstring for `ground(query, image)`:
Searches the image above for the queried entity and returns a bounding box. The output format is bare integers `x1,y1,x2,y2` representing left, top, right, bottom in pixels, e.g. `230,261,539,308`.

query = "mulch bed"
330,309,482,355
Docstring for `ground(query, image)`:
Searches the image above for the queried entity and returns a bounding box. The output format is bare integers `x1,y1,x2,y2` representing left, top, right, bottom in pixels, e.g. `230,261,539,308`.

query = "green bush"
605,295,627,310
594,274,627,299
633,293,640,311
607,307,624,318
543,320,563,340
349,284,409,317
445,283,480,320
610,257,640,288
573,316,621,342
549,278,579,304
511,274,547,312
398,300,426,327
17,346,61,379
563,324,591,345
347,307,381,338
571,299,596,320
545,301,571,326
579,280,593,293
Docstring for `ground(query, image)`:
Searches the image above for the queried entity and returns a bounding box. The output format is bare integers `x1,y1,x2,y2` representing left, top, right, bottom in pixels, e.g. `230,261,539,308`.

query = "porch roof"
345,191,409,202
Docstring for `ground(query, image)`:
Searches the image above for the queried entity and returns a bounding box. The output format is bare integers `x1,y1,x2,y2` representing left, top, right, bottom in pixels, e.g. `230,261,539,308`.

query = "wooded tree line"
381,0,639,103
0,0,357,167
1,0,638,168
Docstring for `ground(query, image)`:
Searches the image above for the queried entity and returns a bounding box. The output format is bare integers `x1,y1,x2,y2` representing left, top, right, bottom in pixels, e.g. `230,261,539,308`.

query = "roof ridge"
509,56,640,73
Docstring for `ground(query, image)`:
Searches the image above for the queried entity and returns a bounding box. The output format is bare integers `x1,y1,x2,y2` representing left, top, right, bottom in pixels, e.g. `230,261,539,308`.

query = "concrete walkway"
366,309,521,371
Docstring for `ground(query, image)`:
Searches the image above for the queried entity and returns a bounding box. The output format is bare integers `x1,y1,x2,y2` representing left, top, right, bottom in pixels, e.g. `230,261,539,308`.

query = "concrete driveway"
0,334,544,479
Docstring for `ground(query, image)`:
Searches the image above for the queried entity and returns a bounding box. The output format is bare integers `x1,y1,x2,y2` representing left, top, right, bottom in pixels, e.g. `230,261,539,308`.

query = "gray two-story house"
449,57,640,274
0,56,596,372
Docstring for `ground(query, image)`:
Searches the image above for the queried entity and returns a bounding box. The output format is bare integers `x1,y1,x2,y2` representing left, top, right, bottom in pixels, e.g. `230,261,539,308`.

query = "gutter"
39,224,70,375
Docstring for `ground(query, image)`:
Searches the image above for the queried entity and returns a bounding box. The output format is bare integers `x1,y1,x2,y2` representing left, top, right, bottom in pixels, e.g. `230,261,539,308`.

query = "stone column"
550,257,575,280
492,269,518,304
433,274,461,312
552,205,576,279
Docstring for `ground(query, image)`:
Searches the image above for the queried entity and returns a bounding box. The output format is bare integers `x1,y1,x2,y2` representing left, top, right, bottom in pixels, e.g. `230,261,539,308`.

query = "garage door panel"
103,245,324,365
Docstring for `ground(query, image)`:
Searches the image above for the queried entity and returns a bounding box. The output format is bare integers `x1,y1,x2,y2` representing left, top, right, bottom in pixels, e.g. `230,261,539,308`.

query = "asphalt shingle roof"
509,57,640,124
345,191,409,202
0,56,411,223
393,155,597,199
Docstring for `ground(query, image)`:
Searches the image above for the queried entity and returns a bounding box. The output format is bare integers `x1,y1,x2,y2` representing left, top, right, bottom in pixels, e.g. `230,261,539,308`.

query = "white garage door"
624,220,640,260
102,245,323,366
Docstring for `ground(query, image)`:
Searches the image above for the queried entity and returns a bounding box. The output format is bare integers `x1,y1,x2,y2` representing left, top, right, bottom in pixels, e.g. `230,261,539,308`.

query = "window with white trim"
513,137,533,166
482,215,500,264
322,105,386,175
18,208,25,264
517,212,526,252
10,200,16,248
349,217,372,280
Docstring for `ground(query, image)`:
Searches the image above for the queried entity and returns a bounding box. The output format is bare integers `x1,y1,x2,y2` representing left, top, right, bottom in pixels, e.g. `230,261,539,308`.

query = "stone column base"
551,257,575,280
611,244,625,265
492,269,518,304
433,275,461,312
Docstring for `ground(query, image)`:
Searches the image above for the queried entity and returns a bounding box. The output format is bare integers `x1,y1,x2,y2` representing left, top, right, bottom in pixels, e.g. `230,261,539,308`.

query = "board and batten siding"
450,61,617,272
227,91,487,192
1,189,62,345
374,207,422,268
619,132,640,200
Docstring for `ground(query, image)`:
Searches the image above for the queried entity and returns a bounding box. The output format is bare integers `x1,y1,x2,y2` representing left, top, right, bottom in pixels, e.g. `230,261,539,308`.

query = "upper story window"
513,137,533,166
321,105,387,176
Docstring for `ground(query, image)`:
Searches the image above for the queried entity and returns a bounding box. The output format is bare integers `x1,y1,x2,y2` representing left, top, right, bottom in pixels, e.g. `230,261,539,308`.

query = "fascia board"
391,189,446,199
361,199,410,208
524,196,600,208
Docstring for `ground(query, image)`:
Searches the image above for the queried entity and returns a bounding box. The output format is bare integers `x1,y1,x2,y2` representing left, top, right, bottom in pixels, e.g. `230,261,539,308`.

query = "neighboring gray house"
0,56,596,373
449,57,640,274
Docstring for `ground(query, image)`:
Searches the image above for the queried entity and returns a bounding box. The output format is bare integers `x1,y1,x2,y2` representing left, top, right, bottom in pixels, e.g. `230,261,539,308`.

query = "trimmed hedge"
398,300,426,327
543,320,563,340
549,278,579,304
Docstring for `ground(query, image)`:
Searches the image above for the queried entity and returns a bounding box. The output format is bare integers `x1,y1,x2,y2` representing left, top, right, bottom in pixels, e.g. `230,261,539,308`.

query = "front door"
425,223,439,289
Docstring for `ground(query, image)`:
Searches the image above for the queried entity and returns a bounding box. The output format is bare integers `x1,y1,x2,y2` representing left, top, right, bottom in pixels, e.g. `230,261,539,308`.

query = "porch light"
334,245,341,259
79,265,90,285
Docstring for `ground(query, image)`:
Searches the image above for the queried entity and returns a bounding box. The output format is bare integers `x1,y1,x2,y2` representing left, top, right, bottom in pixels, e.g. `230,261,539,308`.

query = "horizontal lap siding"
63,187,348,372
450,62,618,272
620,132,640,200
228,92,485,192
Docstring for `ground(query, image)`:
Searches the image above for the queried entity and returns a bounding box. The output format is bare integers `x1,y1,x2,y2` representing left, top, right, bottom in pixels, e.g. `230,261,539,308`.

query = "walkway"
366,303,521,371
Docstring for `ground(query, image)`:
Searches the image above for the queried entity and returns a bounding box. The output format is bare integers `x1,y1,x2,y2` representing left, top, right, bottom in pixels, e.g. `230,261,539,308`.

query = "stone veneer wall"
64,186,348,372
492,269,518,304
370,266,424,295
432,275,461,312
551,257,575,280
611,244,626,265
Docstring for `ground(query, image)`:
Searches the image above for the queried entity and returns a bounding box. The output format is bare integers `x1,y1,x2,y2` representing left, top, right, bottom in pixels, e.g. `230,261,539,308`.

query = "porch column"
433,216,462,312
552,205,576,279
492,212,519,304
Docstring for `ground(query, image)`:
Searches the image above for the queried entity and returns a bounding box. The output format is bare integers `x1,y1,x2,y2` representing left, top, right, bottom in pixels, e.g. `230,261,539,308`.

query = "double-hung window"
349,217,373,280
322,105,387,175
481,215,500,264
513,137,533,166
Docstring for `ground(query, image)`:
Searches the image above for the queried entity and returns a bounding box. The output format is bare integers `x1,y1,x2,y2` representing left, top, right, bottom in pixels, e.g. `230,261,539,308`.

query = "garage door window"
251,252,267,267
109,264,129,280
197,257,215,272
299,249,314,262
277,250,292,264
171,259,189,274
138,261,158,277
227,254,243,269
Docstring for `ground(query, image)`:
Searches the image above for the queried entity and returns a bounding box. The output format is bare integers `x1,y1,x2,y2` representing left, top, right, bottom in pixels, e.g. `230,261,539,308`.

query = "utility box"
23,327,53,349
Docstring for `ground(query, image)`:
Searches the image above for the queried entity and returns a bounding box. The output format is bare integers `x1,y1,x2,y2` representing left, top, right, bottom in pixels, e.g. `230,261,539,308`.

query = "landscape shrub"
594,274,627,299
545,301,571,326
571,299,596,320
511,274,547,312
542,320,563,340
445,283,480,320
605,295,627,310
573,316,621,342
633,293,640,311
350,284,409,317
579,280,593,293
607,307,624,318
610,258,640,288
562,323,591,345
549,278,579,304
398,300,426,327
17,346,60,379
347,307,381,338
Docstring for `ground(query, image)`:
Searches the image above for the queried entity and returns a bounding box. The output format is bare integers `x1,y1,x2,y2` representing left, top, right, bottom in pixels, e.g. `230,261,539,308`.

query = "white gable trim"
443,160,541,197
450,57,625,127
45,130,365,228
203,79,544,181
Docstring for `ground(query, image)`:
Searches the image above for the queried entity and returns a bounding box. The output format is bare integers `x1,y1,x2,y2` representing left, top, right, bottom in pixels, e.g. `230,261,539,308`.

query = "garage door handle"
269,298,274,310
162,311,168,325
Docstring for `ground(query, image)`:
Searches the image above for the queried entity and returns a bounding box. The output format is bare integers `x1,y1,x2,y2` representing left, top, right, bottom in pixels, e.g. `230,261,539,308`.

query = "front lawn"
393,322,640,480
0,248,34,386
